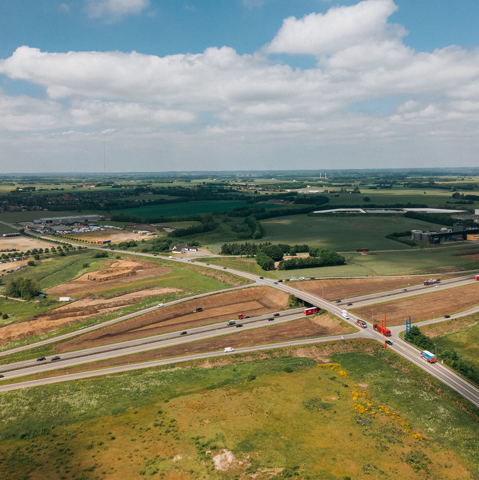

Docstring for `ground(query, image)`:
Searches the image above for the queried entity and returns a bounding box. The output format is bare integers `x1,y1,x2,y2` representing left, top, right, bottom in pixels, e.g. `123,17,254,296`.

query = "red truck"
238,313,244,320
474,275,479,281
303,307,319,315
373,324,391,336
356,248,369,252
424,278,440,286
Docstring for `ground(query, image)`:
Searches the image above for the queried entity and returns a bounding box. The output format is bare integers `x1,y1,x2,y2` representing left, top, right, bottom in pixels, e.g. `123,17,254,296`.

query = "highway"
0,234,478,409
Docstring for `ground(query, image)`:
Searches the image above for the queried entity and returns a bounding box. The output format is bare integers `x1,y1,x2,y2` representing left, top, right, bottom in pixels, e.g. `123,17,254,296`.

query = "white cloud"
1,0,479,171
265,0,401,55
86,0,149,20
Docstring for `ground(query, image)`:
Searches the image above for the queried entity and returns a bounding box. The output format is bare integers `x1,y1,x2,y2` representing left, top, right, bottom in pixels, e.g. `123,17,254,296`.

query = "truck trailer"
475,275,479,281
303,307,319,315
421,350,436,363
424,278,440,286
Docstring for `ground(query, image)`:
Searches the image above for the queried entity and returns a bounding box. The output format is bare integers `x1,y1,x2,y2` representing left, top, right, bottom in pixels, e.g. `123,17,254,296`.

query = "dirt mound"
293,275,453,301
57,286,290,352
351,282,479,326
47,259,172,297
0,286,182,345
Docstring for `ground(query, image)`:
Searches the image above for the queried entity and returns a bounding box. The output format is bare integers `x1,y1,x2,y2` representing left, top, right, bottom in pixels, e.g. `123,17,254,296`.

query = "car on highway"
259,276,264,279
435,285,439,288
180,331,187,335
156,303,164,308
273,313,280,317
274,281,278,284
0,374,4,378
402,288,408,292
385,340,393,346
51,356,61,361
36,357,46,362
236,324,243,328
278,279,283,282
153,254,157,256
335,300,341,303
224,347,234,353
444,314,451,318
206,263,209,265
169,256,173,259
347,303,353,306
299,277,305,280
268,318,274,321
223,267,227,269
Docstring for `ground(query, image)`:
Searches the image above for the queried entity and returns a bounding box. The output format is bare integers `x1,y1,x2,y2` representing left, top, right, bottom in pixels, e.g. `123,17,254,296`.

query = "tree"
5,277,40,300
34,254,40,260
260,244,283,262
27,260,35,266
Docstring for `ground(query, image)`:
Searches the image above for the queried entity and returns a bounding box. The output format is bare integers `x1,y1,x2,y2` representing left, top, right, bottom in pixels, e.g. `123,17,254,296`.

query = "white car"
224,347,234,353
156,303,164,308
299,277,305,280
169,256,173,259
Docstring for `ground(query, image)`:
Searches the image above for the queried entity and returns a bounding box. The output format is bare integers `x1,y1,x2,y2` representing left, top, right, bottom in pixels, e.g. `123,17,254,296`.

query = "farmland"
352,282,479,325
115,200,287,218
197,256,279,278
0,342,478,479
259,214,448,252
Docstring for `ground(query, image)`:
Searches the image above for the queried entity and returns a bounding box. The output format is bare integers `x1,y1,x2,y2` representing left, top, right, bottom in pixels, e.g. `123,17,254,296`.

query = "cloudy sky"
1,0,479,173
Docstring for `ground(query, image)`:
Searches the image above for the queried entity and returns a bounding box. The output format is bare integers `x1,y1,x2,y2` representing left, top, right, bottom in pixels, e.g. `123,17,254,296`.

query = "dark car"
274,281,278,284
236,324,243,328
386,340,393,346
278,279,283,283
180,331,187,336
36,357,46,362
51,356,61,361
0,374,4,379
284,279,290,282
268,318,274,321
402,288,408,292
444,314,451,318
273,313,280,317
335,300,341,303
259,276,264,279
223,267,227,269
347,303,353,306
245,315,250,318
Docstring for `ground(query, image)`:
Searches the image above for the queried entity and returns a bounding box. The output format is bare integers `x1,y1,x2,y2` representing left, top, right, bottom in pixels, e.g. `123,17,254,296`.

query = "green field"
0,223,17,234
115,201,287,218
196,256,279,278
258,214,449,252
0,342,477,479
423,315,479,371
0,210,101,224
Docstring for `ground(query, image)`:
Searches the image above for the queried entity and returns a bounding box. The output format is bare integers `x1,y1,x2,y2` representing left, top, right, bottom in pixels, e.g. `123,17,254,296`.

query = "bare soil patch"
422,317,478,338
57,286,290,352
0,236,56,251
67,231,151,243
47,259,172,297
48,315,352,373
351,283,479,326
0,286,182,345
293,275,452,301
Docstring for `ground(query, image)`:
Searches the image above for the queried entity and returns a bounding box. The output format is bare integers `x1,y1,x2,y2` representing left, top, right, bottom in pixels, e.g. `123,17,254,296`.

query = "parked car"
36,357,46,362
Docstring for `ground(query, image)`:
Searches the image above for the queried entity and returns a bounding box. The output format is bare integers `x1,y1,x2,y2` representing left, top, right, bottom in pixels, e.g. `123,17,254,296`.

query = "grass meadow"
0,342,477,479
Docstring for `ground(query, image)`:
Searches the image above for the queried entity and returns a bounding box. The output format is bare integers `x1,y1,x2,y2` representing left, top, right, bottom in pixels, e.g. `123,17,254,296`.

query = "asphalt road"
1,233,478,408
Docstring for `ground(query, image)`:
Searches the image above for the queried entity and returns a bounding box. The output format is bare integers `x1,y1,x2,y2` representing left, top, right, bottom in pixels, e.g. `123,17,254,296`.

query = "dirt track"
351,282,479,326
47,259,172,296
0,236,56,251
0,286,182,345
48,315,353,374
293,276,453,301
57,286,290,352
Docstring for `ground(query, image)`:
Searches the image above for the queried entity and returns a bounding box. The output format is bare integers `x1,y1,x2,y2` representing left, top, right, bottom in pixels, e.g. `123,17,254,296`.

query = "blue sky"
0,0,479,172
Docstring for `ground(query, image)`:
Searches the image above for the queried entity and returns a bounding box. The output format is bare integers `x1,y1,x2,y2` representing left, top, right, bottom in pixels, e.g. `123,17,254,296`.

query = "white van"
224,347,234,353
341,309,349,319
156,303,164,308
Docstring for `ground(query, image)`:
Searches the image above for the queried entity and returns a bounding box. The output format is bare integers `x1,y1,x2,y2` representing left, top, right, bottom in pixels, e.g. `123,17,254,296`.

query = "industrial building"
33,215,104,225
412,223,479,244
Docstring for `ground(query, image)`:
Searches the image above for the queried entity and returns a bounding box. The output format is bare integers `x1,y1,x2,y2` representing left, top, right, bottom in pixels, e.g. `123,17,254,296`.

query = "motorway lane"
0,333,363,393
4,234,479,407
0,309,305,375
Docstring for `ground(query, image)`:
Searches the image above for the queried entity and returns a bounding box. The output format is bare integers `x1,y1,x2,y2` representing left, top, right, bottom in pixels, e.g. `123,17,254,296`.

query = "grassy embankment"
0,341,478,479
196,257,278,279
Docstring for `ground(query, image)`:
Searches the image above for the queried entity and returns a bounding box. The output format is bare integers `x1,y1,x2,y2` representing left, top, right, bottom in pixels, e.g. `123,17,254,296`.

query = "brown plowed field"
47,259,172,296
57,286,290,352
351,282,479,326
0,286,182,345
47,315,354,375
293,275,453,301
